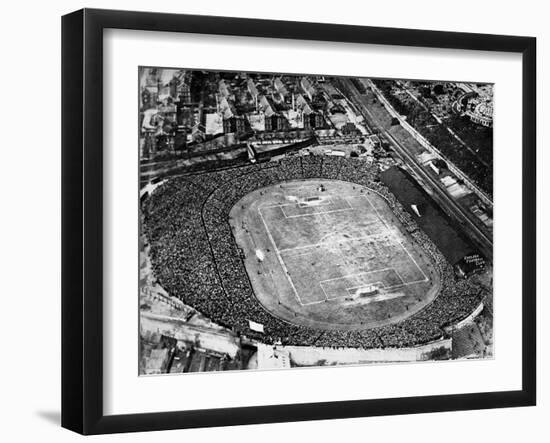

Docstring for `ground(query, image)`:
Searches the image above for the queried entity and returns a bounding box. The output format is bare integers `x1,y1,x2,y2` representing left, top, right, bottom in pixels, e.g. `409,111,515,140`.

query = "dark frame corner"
62,8,536,435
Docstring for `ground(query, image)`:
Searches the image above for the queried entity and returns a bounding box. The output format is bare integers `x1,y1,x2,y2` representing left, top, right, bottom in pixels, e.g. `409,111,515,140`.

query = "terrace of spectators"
142,155,485,349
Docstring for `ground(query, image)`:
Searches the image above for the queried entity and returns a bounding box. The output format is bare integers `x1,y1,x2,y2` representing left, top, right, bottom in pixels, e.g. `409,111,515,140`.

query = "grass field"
229,179,440,331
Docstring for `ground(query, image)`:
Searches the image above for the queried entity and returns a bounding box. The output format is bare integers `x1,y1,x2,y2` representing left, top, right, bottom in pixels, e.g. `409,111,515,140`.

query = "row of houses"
140,69,335,158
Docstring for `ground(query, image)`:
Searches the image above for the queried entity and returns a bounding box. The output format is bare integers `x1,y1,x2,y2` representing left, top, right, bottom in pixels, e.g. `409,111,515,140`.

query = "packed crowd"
142,155,484,349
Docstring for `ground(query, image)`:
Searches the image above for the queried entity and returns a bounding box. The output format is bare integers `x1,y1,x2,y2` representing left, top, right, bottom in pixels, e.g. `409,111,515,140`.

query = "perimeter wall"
282,338,453,366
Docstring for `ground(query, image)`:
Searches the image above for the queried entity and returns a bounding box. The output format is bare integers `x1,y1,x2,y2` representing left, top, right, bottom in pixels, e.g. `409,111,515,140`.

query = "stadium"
142,154,485,351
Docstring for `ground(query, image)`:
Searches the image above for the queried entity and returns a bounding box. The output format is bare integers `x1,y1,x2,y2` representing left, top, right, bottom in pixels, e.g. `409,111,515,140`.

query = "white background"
0,0,547,441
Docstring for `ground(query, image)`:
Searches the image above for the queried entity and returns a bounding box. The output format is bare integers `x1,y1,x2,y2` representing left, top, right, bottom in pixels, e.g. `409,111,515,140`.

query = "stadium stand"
142,155,484,349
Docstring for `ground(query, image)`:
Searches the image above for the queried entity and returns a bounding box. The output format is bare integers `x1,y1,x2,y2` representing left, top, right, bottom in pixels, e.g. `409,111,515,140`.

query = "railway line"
340,79,493,261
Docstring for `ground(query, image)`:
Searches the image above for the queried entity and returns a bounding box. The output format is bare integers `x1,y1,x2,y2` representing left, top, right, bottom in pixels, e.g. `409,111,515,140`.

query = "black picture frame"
61,8,536,435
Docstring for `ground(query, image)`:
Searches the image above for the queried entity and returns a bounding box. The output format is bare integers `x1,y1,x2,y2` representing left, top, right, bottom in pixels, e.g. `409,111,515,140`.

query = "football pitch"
229,179,440,330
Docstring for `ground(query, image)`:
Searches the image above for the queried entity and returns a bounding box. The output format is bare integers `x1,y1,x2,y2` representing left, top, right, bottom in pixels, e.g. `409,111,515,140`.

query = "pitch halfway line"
278,233,380,253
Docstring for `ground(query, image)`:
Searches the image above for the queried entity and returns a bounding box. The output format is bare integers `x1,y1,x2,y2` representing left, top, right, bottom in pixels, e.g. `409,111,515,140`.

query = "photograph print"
139,67,493,375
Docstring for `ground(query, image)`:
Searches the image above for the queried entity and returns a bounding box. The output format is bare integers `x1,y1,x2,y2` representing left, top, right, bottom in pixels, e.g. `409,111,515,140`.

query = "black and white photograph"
139,67,494,375
1,0,543,439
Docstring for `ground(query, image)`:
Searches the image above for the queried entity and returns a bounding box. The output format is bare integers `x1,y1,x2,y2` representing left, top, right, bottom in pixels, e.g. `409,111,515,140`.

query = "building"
455,254,486,278
158,102,177,125
340,122,361,135
300,77,316,100
247,78,259,100
174,130,187,152
205,113,223,135
223,116,247,134
264,114,289,131
466,105,493,127
142,130,157,158
303,112,325,130
258,95,275,116
141,88,153,110
155,133,174,153
176,103,195,128
273,77,288,97
168,76,180,98
218,96,234,119
247,112,266,132
218,79,231,98
177,81,192,104
295,94,312,115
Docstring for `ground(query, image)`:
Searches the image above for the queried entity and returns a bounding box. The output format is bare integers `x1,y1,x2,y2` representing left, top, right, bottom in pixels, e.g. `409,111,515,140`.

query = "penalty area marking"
258,207,305,306
281,207,354,219
261,195,353,219
305,268,428,307
298,196,333,208
361,193,428,282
